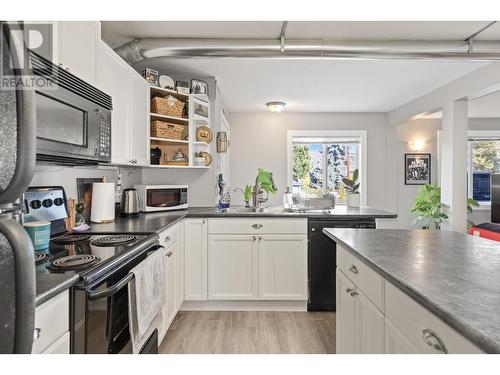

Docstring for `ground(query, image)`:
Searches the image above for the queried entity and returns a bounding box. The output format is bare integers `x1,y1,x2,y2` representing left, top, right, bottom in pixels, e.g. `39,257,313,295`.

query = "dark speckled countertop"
85,205,396,234
36,272,79,306
323,228,500,354
36,206,395,307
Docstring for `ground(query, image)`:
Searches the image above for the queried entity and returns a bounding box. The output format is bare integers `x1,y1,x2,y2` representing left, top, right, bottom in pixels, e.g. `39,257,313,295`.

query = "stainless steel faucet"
252,173,277,212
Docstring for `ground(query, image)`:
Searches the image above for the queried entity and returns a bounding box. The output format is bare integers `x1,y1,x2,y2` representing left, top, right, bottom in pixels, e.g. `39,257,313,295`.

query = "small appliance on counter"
134,185,188,212
91,182,115,223
120,188,140,217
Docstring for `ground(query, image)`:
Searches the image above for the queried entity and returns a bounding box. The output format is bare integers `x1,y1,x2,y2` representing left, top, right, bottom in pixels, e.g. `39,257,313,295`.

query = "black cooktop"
35,232,151,276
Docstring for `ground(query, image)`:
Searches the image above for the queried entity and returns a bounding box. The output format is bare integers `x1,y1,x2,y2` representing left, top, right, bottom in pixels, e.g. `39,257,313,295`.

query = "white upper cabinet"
56,22,100,85
98,42,131,165
128,73,150,166
97,41,149,166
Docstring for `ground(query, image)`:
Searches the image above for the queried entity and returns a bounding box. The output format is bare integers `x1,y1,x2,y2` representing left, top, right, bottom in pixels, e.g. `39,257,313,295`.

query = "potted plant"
409,184,479,230
342,169,360,207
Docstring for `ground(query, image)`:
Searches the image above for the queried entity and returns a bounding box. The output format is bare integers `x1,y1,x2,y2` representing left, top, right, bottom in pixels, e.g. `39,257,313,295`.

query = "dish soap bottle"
283,187,293,210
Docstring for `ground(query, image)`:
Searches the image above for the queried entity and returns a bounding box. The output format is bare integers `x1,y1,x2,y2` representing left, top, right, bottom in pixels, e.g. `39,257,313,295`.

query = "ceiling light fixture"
266,101,286,112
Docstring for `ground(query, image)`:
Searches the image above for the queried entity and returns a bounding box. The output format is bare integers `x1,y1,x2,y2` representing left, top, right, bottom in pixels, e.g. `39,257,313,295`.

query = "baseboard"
180,300,307,312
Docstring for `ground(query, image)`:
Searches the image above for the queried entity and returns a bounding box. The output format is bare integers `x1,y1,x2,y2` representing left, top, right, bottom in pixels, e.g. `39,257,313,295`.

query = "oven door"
35,84,111,164
82,245,163,354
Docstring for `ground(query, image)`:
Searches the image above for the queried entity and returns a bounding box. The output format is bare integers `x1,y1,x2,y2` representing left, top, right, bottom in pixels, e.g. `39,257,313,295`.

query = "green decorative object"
409,184,479,230
257,168,278,194
342,169,360,194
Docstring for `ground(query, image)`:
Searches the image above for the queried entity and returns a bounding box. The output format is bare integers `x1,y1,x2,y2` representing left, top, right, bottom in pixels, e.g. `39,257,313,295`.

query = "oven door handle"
87,245,165,301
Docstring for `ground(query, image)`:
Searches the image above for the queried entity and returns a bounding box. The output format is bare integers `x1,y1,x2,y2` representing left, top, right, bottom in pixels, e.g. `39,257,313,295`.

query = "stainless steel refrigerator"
0,21,37,353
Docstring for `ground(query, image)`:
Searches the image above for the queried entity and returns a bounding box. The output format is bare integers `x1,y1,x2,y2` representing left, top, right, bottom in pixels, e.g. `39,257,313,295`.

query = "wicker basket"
151,120,185,140
151,95,185,118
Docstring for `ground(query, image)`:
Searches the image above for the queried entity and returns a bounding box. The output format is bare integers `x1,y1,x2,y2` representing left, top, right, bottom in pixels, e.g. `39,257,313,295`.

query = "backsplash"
30,164,142,201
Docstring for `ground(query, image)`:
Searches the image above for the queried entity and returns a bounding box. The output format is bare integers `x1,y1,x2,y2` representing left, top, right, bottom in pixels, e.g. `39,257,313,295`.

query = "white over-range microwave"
134,185,188,212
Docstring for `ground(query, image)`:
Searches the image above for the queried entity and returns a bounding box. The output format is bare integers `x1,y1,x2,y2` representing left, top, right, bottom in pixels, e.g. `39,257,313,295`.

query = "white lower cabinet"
356,288,385,353
184,219,208,301
385,319,419,354
336,269,357,354
336,245,483,354
258,235,307,300
32,290,70,354
208,235,258,300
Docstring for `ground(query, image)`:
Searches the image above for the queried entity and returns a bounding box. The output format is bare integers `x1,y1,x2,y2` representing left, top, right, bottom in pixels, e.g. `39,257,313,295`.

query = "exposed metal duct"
114,22,500,64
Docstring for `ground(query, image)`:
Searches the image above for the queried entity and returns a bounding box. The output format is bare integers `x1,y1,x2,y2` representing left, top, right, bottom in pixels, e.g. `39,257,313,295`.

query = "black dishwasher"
307,218,375,311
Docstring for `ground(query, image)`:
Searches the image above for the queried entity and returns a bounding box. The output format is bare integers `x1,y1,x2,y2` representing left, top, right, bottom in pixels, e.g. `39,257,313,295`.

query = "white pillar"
440,100,468,232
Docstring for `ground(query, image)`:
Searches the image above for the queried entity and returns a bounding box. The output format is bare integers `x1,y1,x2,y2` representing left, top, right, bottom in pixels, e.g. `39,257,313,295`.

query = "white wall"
387,118,498,229
228,112,388,207
30,164,142,201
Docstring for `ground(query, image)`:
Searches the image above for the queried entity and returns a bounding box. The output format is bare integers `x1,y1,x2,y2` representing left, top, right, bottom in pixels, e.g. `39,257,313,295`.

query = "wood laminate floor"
159,311,336,354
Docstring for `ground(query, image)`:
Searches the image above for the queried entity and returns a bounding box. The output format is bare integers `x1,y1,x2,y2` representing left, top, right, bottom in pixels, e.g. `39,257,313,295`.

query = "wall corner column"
440,100,468,232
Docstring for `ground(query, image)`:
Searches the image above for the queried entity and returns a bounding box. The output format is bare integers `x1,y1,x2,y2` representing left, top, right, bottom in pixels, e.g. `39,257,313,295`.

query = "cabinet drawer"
208,218,307,235
31,291,69,354
385,281,483,354
159,223,179,248
337,245,384,311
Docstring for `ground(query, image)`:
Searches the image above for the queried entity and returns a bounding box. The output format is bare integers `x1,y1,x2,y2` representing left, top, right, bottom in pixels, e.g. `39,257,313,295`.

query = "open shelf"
150,86,189,100
150,137,189,144
150,113,189,124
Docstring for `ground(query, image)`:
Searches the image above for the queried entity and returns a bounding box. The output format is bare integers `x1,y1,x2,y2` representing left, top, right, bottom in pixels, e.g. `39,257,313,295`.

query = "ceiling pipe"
115,37,500,65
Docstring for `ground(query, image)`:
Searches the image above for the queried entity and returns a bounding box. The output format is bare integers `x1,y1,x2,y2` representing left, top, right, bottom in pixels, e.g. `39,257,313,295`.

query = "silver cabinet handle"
251,224,263,229
349,265,359,274
345,287,353,294
252,236,257,241
166,251,173,257
258,236,262,241
350,291,358,297
202,219,206,224
422,329,448,354
165,236,171,243
33,328,41,342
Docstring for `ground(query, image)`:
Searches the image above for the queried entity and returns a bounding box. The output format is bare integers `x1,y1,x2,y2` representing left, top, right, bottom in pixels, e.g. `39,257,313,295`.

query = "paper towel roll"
91,182,115,223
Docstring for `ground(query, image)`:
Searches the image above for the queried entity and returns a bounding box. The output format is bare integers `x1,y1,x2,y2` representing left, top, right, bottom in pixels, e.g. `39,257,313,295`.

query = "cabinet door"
336,269,357,354
97,42,130,165
385,319,419,354
129,72,149,165
57,22,99,85
184,219,208,301
177,221,185,310
258,235,307,300
208,235,258,300
356,290,385,353
165,242,179,325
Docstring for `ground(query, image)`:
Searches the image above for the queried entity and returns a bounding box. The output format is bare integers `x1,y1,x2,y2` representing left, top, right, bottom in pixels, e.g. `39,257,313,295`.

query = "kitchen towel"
128,247,165,353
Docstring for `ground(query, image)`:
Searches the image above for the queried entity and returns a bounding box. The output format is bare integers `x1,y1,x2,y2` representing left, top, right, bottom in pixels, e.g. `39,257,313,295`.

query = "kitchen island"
324,228,500,354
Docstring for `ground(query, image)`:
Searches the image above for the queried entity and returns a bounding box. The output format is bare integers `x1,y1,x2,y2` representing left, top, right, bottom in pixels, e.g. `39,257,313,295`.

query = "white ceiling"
101,21,495,113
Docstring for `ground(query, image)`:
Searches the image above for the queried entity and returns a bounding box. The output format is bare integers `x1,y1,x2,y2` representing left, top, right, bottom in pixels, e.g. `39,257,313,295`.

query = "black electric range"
35,232,158,285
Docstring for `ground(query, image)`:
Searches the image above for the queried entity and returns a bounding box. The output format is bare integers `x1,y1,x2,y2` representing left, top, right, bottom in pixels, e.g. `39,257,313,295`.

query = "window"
287,130,366,204
467,135,500,204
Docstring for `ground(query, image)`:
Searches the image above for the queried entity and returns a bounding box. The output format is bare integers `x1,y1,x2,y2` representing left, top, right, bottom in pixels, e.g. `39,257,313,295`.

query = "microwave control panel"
99,120,111,157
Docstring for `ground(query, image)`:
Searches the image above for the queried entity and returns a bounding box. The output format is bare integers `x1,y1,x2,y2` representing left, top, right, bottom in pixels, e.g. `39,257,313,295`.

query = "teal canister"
23,221,51,250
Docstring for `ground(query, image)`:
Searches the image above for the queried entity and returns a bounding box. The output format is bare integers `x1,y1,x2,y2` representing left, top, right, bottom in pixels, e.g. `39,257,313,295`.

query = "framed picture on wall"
405,153,431,185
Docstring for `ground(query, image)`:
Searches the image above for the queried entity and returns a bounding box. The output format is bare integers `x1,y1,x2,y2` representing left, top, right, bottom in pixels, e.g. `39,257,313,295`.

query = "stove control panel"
23,186,68,233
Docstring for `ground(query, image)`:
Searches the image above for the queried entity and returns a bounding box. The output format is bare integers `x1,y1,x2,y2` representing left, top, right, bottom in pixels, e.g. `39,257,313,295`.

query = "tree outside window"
292,142,359,202
468,139,500,202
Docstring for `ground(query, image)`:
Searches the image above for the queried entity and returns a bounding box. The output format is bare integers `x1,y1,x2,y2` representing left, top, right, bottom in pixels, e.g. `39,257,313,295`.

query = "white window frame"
437,129,500,209
286,130,368,206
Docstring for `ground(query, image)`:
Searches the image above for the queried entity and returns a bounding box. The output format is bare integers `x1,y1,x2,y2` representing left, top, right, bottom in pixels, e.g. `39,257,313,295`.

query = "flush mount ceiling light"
266,101,286,112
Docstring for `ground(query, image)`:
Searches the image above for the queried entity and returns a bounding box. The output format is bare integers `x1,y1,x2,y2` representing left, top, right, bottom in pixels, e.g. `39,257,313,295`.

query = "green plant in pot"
409,184,479,230
342,169,360,207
